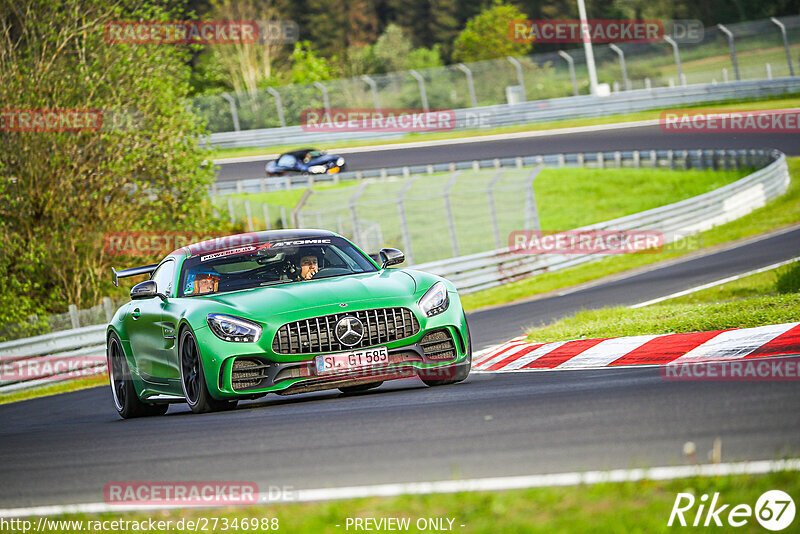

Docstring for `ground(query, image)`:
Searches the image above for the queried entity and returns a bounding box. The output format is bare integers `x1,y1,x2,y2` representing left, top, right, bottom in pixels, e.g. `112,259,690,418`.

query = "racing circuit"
1,129,800,513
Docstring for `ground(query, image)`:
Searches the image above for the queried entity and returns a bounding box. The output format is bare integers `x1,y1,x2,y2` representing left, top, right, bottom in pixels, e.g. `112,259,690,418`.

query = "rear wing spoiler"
112,264,159,287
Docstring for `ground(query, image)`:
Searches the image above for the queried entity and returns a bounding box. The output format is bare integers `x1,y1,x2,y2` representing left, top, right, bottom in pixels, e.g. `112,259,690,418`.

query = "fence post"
68,304,79,330
349,182,369,245
443,172,460,257
766,63,773,80
486,170,504,249
244,200,254,232
266,87,286,127
609,44,630,91
360,75,381,110
717,24,740,81
313,81,332,118
103,297,114,323
663,36,682,82
456,63,478,107
771,17,795,77
557,51,578,96
525,165,543,232
396,177,417,264
409,70,429,111
291,189,312,229
262,203,271,230
220,92,240,131
507,56,527,102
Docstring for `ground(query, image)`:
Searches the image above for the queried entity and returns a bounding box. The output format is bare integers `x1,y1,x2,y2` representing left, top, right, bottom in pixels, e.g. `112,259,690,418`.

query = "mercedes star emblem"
335,316,364,347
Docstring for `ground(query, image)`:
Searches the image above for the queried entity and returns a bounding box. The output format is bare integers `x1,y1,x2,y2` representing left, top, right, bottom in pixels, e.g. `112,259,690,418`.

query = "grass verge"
524,256,800,342
461,157,800,312
27,471,800,533
208,93,800,159
0,375,107,406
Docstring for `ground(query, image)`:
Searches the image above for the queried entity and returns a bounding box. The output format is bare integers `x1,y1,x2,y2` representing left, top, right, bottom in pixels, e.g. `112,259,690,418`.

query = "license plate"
315,347,388,374
328,166,340,174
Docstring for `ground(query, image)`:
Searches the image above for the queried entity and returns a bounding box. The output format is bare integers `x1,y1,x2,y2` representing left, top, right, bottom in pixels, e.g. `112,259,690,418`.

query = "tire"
179,328,238,414
339,381,383,394
107,333,169,419
419,321,472,387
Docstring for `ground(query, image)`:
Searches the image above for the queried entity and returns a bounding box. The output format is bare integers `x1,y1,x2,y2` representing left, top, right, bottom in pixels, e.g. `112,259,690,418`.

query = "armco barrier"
410,149,788,293
0,148,789,391
205,77,800,150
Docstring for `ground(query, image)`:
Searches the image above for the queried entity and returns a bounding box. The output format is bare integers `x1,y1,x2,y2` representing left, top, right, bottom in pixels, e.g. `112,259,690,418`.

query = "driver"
299,254,319,280
191,271,220,295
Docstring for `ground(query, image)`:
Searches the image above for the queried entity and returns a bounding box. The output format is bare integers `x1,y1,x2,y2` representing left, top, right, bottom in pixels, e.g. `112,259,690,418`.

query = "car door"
126,259,177,382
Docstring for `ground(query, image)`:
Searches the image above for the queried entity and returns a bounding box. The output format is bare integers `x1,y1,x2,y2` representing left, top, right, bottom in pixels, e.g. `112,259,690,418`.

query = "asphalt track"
1,225,799,509
215,124,800,182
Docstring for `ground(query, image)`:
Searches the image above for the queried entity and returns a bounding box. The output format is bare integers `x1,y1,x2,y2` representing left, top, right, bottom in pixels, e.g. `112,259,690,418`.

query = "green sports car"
107,230,471,418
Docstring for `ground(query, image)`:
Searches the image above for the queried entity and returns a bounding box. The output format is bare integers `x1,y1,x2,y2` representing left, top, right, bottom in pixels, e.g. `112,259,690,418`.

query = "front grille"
420,329,457,361
272,307,420,355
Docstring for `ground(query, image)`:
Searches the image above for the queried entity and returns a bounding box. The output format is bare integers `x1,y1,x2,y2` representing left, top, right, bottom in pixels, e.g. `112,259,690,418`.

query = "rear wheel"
180,329,238,414
107,333,168,419
339,381,383,394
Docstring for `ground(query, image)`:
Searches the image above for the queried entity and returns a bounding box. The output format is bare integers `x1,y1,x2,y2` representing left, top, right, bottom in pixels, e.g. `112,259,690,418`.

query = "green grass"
207,94,800,159
0,375,107,405
30,471,800,533
524,258,800,343
461,157,800,312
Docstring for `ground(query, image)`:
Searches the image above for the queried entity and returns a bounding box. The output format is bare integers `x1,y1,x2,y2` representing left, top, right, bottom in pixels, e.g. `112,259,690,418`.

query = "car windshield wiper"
259,279,295,287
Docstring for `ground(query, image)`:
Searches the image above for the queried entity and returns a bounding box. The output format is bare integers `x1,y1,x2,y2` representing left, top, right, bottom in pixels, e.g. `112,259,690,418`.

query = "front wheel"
179,329,238,414
107,333,169,419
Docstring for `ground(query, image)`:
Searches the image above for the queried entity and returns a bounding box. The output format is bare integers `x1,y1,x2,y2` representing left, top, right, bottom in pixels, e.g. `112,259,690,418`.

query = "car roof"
172,229,338,257
281,148,317,158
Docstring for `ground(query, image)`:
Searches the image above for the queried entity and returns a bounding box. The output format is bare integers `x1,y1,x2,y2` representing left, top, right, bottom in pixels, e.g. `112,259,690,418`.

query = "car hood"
194,269,420,322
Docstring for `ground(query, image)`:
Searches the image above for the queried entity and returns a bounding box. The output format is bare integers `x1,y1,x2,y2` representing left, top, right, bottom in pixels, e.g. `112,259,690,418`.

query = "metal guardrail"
0,147,789,391
205,77,800,150
413,149,789,293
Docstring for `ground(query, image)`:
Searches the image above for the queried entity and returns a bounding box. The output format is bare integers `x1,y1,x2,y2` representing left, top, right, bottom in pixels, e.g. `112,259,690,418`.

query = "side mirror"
379,248,405,268
130,280,166,301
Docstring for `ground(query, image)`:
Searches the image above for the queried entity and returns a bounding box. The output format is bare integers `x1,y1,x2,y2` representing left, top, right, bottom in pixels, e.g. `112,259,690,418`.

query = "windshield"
178,236,377,297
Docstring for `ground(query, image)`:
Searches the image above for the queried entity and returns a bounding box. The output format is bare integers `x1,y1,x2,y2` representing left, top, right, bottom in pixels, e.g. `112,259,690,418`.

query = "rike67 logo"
669,490,795,530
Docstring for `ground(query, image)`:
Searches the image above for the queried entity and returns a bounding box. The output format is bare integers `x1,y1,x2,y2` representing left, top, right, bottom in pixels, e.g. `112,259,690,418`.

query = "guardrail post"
557,51,579,96
472,160,480,172
380,168,388,181
397,177,417,264
668,149,675,170
427,164,434,175
577,153,584,167
650,150,657,168
360,75,381,110
456,63,478,107
284,176,291,190
259,178,267,193
266,87,286,127
443,172,460,257
516,157,523,169
698,149,706,170
486,170,504,249
558,154,565,167
771,18,795,77
717,24,740,81
614,151,622,167
262,203,272,230
663,36,682,82
609,44,630,91
597,152,605,169
633,150,640,168
103,298,114,323
236,180,244,194
313,82,332,118
68,304,79,330
409,70,429,111
525,166,543,232
766,63,773,80
402,166,410,178
220,92,240,131
645,78,651,90
245,200,254,231
507,57,527,102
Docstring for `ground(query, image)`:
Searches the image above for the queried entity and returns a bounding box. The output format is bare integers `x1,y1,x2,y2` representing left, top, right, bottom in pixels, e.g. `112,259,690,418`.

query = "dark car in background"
265,148,345,177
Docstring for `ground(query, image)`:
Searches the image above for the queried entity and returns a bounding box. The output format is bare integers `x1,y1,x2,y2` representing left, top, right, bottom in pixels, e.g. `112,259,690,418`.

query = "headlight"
336,157,344,166
207,314,262,342
308,165,326,174
418,281,450,317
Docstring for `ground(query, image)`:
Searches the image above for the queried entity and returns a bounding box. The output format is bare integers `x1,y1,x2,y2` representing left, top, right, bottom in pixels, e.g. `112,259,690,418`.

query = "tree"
452,1,532,62
0,0,219,321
